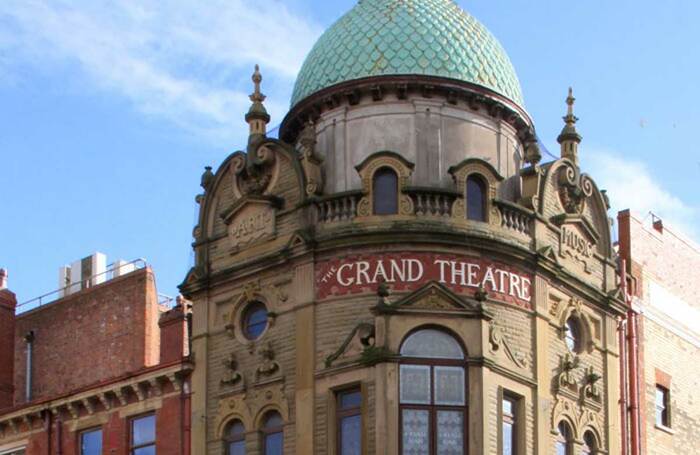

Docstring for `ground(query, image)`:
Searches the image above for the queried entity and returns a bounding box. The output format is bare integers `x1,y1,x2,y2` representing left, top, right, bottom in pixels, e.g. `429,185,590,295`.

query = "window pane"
400,329,464,359
263,411,283,429
555,440,567,455
244,304,268,340
228,440,246,455
373,168,398,215
133,446,156,455
437,410,464,455
434,366,465,405
132,415,156,445
339,390,362,410
81,429,102,455
655,387,665,408
340,414,362,455
226,420,245,438
502,421,513,455
264,432,283,455
466,176,486,221
400,365,431,404
502,398,514,417
401,409,429,455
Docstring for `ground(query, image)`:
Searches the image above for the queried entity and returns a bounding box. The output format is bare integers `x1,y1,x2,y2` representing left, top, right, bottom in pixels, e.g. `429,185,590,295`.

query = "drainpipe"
619,317,629,455
24,331,35,403
620,258,641,455
627,307,641,455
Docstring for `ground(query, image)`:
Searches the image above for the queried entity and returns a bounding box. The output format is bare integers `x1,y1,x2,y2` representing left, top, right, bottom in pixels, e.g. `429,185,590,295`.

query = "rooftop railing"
16,259,173,314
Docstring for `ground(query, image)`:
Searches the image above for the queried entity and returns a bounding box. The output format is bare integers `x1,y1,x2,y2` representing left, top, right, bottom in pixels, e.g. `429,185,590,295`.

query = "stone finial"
557,87,582,165
0,269,6,290
200,166,214,191
245,65,270,136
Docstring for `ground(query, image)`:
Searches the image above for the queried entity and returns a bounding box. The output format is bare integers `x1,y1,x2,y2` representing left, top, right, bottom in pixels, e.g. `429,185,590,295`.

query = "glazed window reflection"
399,329,466,454
373,167,399,215
337,389,362,455
262,411,284,455
555,422,572,455
224,420,246,455
80,428,102,455
466,175,486,221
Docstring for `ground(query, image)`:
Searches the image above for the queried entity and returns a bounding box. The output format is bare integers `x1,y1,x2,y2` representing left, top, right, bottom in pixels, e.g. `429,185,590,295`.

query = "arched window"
555,421,573,455
373,167,399,215
224,420,246,455
399,328,466,454
466,175,487,221
564,316,583,353
261,411,284,455
582,431,598,455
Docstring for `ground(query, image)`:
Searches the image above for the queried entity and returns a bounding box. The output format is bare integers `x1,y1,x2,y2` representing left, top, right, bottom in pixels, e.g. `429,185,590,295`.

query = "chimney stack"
158,296,191,364
0,269,17,409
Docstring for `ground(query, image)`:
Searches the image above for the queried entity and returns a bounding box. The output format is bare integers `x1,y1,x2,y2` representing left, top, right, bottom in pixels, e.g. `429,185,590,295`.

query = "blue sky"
1,0,699,304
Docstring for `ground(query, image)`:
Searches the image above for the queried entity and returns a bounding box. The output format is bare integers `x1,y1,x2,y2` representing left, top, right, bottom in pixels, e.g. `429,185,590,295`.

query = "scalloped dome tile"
291,0,524,108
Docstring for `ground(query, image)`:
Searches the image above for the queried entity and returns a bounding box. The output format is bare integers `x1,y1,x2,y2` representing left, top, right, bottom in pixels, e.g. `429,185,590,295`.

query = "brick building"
0,257,192,455
618,211,700,455
180,1,627,454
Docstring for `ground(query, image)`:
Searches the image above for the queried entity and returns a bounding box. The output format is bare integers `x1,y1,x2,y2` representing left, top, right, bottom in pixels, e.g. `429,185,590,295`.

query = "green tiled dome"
291,0,524,108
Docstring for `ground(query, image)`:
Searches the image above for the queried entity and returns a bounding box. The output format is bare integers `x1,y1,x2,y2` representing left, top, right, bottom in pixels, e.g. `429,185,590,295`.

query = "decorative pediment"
374,281,491,319
221,195,281,250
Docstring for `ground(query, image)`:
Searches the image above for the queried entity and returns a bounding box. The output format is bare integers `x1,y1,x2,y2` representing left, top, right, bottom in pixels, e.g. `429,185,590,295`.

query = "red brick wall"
0,288,16,410
15,390,190,455
13,268,161,405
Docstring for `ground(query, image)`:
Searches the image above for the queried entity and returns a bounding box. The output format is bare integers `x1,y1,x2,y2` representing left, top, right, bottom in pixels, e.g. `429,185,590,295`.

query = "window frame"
398,328,468,455
129,412,156,455
335,387,363,455
372,166,399,215
465,173,487,222
79,426,103,455
655,384,671,428
500,393,518,455
581,431,598,455
261,411,284,455
555,421,573,455
223,419,246,455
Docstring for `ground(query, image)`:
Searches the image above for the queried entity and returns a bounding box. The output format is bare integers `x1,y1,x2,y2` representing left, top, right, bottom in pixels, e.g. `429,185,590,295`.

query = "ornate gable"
374,281,492,319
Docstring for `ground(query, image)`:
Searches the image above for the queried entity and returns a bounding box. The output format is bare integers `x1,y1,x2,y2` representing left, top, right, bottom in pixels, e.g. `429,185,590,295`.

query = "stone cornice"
0,361,192,439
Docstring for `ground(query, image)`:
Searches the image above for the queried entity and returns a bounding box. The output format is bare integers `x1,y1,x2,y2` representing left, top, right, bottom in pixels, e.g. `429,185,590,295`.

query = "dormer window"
373,167,398,215
466,174,487,221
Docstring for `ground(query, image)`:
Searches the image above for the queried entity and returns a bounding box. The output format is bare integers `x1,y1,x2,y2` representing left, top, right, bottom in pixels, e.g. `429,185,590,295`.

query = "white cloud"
583,148,699,241
0,0,322,142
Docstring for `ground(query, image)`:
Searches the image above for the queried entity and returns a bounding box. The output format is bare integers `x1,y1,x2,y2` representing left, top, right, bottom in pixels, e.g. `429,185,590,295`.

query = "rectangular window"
501,396,516,455
80,428,103,455
337,388,362,455
130,413,156,455
655,385,671,427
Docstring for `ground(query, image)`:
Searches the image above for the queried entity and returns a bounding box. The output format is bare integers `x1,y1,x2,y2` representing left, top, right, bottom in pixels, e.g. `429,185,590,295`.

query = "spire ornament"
245,65,270,137
557,87,582,165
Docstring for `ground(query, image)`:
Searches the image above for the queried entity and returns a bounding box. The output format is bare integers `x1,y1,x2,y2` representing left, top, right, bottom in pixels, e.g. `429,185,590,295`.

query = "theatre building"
0,256,192,454
181,1,627,454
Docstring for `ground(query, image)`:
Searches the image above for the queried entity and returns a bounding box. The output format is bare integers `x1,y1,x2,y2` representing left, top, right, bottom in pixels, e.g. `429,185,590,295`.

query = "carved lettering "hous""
560,225,593,258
